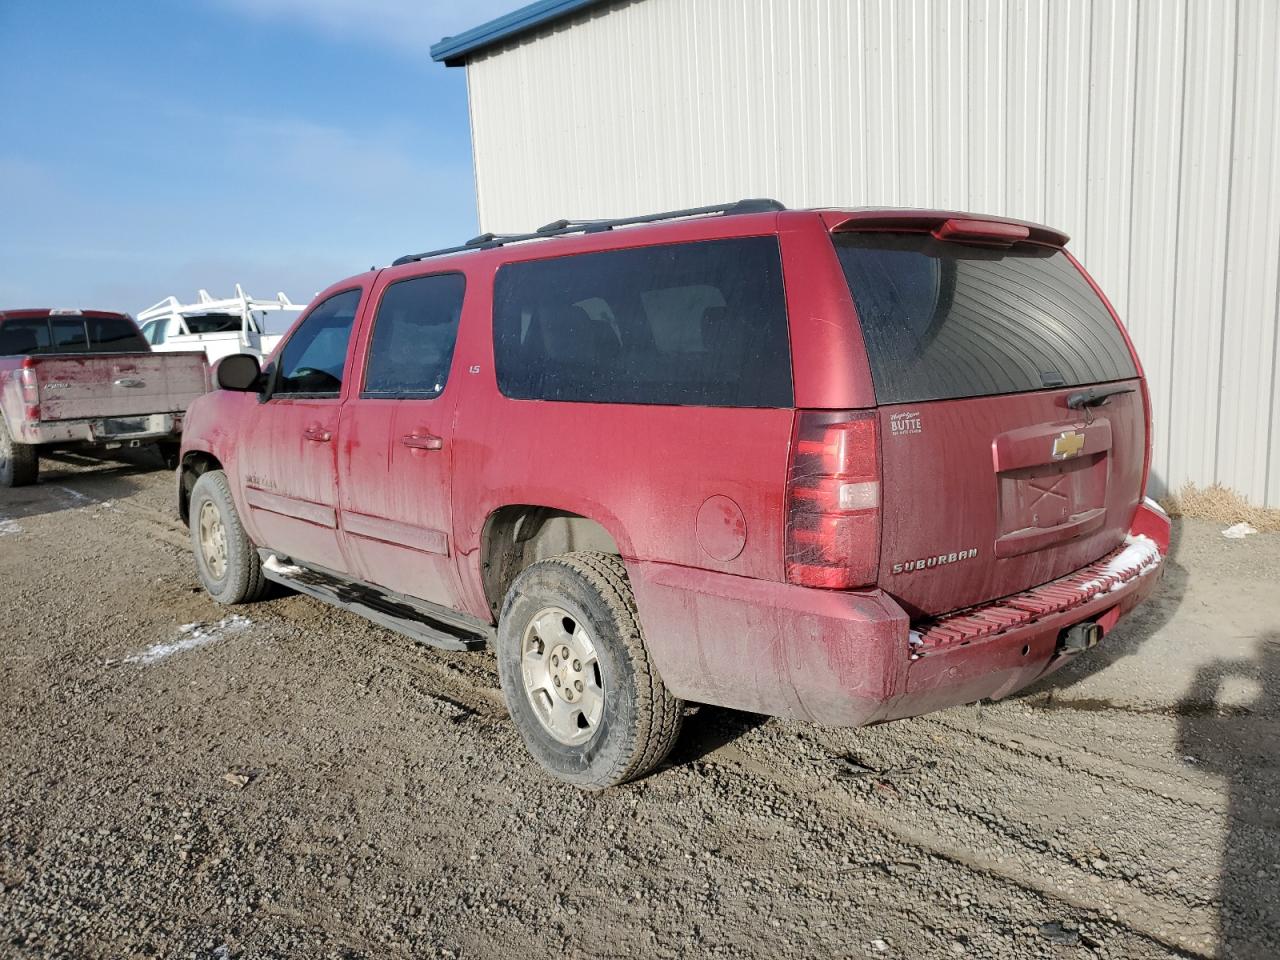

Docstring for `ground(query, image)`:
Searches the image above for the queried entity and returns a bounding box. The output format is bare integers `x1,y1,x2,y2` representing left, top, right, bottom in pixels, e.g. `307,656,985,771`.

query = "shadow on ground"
0,447,165,521
1178,633,1280,959
669,705,769,767
1016,516,1189,699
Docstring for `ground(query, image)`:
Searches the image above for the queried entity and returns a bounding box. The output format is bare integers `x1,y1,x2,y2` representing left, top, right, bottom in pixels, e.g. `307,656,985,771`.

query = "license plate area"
991,419,1112,558
96,416,150,437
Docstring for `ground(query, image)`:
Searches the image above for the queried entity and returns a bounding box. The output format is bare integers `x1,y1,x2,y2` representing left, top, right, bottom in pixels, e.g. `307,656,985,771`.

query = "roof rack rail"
392,198,785,266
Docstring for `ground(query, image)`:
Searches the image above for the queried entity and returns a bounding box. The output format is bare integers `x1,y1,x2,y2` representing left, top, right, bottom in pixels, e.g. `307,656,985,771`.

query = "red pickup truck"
0,309,209,486
177,200,1171,789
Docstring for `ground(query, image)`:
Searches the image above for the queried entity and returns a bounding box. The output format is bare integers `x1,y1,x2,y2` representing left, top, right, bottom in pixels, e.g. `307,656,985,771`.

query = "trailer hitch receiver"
1059,621,1102,655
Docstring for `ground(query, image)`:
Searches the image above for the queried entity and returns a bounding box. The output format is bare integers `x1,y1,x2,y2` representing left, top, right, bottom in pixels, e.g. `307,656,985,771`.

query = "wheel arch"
177,449,223,523
478,504,624,620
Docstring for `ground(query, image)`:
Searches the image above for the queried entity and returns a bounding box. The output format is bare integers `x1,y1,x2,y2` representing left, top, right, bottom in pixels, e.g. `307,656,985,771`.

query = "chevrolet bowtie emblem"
1052,430,1087,460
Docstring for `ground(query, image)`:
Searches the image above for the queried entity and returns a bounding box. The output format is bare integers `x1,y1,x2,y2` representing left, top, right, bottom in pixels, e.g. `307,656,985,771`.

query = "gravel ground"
1,453,1278,960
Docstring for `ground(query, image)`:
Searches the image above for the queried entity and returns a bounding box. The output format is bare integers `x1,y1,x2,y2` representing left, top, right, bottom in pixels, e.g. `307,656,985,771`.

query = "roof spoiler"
826,210,1069,248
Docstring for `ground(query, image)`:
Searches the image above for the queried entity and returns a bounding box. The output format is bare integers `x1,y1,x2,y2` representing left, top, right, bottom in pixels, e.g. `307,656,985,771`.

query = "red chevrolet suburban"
177,200,1170,788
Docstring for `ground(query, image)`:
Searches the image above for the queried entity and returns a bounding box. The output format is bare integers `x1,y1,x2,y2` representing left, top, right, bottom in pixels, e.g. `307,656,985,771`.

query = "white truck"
136,286,304,364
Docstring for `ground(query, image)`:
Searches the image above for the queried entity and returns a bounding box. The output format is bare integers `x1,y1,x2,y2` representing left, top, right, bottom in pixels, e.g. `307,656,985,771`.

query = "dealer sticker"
890,411,922,436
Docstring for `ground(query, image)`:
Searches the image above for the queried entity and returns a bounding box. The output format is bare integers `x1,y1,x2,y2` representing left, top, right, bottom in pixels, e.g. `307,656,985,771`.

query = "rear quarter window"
833,233,1138,404
492,236,792,407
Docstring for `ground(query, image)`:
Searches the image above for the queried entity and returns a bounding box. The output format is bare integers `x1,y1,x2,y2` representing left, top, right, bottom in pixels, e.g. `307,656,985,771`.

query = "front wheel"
189,469,268,604
496,552,684,789
0,418,38,487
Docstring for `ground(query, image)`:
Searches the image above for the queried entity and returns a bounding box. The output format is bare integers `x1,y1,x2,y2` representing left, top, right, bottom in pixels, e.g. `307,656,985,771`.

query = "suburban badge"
892,548,979,575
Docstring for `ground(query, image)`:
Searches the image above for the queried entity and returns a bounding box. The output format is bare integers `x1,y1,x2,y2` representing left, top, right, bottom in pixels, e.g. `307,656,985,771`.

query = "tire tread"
190,469,268,604
532,551,683,788
0,418,38,487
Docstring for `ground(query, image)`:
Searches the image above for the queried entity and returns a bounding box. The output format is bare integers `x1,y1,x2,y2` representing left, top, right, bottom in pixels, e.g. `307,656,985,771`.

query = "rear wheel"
156,441,181,471
189,470,267,604
496,552,684,789
0,419,38,487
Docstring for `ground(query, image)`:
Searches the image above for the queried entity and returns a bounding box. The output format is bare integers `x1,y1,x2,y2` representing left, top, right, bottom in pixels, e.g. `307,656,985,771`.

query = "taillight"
18,358,40,421
785,409,881,588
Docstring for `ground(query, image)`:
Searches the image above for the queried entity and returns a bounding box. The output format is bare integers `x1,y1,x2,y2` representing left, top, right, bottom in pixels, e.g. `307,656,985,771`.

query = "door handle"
303,427,332,443
113,377,145,388
401,432,443,451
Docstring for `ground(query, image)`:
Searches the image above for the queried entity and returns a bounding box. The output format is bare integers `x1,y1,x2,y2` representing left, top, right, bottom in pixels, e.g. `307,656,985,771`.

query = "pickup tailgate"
831,225,1148,619
29,352,209,421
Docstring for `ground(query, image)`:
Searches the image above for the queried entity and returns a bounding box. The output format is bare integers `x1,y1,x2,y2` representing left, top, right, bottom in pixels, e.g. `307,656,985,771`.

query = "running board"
257,551,492,652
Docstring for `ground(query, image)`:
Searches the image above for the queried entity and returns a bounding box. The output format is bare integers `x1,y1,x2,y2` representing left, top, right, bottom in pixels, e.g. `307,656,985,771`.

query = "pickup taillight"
18,359,39,421
785,410,881,589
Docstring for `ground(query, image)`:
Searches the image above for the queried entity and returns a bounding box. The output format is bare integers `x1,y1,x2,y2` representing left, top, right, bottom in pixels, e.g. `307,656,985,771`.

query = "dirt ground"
1,453,1278,960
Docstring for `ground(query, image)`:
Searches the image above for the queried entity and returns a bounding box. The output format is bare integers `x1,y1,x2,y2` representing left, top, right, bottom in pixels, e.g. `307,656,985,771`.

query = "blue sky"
0,0,519,314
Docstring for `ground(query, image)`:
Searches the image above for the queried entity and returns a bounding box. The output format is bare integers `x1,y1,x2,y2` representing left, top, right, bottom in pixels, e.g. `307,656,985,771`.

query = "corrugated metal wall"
464,0,1280,506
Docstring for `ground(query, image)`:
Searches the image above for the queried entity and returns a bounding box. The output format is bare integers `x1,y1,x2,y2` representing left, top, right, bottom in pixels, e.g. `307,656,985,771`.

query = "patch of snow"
123,615,253,665
263,554,304,576
54,485,93,505
0,517,21,537
1075,533,1161,595
1222,522,1258,539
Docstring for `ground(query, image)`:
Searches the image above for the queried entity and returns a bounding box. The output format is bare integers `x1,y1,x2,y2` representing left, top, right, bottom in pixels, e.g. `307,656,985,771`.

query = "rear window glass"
51,318,89,351
87,316,149,352
833,234,1137,404
493,237,792,407
0,316,146,355
0,319,52,355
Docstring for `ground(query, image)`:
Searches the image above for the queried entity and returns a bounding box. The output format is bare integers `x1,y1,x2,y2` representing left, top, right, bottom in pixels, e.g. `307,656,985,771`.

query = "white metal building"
434,0,1280,506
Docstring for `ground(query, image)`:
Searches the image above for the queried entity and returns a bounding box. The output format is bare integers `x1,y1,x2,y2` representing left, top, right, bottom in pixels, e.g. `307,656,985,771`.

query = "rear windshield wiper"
1066,384,1135,409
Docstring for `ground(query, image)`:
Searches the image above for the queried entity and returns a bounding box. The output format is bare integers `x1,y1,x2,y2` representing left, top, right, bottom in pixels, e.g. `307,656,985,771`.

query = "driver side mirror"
215,353,262,392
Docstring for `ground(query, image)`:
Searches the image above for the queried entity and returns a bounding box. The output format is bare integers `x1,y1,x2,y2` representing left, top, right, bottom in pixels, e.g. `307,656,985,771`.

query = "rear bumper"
630,501,1171,727
17,413,180,447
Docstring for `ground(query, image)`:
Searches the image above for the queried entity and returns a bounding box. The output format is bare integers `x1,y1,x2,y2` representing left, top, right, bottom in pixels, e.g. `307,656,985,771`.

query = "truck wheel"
189,469,267,604
0,419,38,487
496,552,684,789
156,441,181,471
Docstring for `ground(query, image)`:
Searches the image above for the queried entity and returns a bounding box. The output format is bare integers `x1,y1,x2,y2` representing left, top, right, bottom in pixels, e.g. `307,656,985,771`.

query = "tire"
189,469,268,604
496,552,684,789
156,441,181,471
0,418,38,487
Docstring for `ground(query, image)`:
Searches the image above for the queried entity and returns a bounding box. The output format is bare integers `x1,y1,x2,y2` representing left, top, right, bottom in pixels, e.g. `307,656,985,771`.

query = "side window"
140,320,159,344
492,237,792,407
363,273,466,398
187,313,241,334
274,289,361,397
